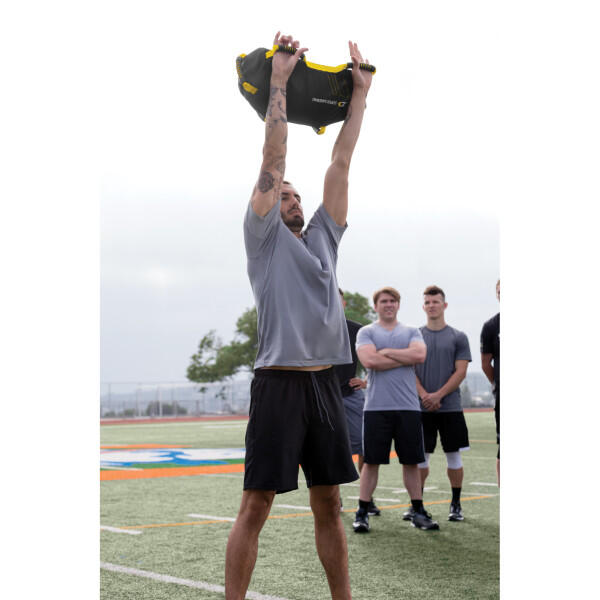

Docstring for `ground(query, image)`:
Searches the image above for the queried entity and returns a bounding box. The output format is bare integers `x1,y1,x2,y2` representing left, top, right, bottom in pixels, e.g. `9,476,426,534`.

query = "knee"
238,490,275,524
310,486,341,520
445,452,463,470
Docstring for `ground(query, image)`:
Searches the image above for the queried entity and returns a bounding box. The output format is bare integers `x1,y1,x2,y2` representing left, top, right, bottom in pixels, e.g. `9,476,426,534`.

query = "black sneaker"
367,499,381,516
352,509,370,533
403,506,432,521
411,510,440,531
448,503,464,521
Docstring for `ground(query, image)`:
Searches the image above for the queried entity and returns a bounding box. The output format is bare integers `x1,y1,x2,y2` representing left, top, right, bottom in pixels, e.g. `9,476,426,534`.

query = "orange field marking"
100,446,496,482
101,453,387,481
119,495,494,530
101,463,244,481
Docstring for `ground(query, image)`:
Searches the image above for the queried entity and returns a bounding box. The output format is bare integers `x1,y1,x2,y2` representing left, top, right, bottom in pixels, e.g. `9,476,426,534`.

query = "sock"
451,487,461,504
358,499,370,511
411,499,424,513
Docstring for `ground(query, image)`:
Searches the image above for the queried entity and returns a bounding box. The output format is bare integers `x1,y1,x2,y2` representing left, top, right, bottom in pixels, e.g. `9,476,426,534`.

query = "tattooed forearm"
275,157,285,174
257,170,275,193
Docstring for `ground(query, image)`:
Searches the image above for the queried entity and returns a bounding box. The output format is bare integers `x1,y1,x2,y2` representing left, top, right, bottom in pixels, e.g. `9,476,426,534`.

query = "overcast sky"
99,2,506,383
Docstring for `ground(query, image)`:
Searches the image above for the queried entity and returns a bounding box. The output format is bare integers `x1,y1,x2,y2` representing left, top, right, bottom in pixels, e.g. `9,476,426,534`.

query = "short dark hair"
373,287,401,305
423,285,445,300
338,288,344,297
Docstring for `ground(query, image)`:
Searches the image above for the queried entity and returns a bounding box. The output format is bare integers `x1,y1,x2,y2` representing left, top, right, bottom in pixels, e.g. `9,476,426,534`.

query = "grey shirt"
356,322,424,411
244,199,351,369
415,325,472,412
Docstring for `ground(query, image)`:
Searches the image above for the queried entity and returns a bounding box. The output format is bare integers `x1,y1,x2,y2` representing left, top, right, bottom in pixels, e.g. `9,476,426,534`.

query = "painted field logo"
101,448,245,469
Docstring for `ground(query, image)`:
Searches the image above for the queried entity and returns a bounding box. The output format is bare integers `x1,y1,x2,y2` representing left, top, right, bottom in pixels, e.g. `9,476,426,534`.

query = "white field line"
103,422,243,429
341,484,438,493
470,482,499,486
100,562,289,600
187,513,236,522
346,496,411,503
100,525,142,535
274,504,312,511
202,424,247,428
197,473,243,479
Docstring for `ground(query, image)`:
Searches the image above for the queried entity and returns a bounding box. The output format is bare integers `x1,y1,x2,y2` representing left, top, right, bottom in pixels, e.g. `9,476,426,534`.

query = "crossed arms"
250,33,372,226
357,342,427,372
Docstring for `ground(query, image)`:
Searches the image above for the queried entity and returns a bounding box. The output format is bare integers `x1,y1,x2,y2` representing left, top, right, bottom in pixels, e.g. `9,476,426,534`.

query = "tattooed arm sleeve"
250,79,289,218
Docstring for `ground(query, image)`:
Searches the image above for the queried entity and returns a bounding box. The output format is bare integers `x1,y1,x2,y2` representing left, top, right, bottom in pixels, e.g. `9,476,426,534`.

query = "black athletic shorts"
363,410,425,466
243,368,359,494
421,411,470,454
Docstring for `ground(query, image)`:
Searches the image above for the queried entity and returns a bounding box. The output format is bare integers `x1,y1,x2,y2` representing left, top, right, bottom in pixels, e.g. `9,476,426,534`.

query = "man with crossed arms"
226,32,373,600
353,287,440,533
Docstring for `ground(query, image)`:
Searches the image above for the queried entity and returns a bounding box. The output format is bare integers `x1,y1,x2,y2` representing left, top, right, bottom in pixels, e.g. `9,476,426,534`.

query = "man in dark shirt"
334,289,380,516
481,279,500,485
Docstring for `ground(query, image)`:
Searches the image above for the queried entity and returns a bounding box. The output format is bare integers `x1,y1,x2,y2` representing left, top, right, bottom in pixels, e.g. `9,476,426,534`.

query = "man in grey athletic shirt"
414,285,471,522
226,32,373,600
353,287,440,532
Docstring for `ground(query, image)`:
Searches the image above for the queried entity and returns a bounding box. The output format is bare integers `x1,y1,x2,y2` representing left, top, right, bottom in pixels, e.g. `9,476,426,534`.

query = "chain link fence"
100,377,252,419
100,372,493,421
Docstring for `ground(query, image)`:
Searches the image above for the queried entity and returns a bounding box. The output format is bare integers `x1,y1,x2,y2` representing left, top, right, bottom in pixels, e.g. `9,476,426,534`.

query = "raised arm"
250,33,308,217
322,41,373,226
378,341,427,366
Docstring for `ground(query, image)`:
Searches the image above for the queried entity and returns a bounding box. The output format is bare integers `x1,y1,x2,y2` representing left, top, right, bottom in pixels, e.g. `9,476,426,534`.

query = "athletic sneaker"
411,510,440,531
352,509,370,533
367,499,381,516
448,503,464,521
403,506,433,521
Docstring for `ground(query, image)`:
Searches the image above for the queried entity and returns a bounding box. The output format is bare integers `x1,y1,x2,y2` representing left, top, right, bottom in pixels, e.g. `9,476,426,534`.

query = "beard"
282,212,304,233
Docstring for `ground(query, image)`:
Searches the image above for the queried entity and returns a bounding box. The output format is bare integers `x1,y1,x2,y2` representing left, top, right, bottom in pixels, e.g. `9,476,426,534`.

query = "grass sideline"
101,412,498,599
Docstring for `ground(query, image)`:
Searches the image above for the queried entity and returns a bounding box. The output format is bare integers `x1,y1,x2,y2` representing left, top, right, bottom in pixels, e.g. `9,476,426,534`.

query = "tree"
342,290,376,325
187,307,258,383
187,291,374,384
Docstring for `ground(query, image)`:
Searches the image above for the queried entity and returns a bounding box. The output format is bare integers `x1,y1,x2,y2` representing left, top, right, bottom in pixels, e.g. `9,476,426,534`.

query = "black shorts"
363,410,425,466
421,411,470,454
243,368,359,494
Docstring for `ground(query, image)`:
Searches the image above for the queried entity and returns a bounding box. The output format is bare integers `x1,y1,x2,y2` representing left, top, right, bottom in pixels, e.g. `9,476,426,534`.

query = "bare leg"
419,466,429,489
447,467,463,488
358,463,379,502
225,489,275,600
402,464,422,500
357,454,364,473
310,485,352,600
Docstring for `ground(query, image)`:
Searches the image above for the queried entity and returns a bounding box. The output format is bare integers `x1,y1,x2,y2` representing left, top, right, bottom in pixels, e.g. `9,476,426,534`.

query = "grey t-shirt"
356,322,424,411
244,199,351,369
414,325,472,412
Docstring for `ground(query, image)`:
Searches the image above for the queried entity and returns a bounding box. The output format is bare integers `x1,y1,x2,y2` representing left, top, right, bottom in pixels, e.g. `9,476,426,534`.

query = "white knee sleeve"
445,451,462,470
418,453,430,469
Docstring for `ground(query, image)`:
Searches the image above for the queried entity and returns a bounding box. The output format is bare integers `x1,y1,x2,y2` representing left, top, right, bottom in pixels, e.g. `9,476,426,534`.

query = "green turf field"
101,412,498,599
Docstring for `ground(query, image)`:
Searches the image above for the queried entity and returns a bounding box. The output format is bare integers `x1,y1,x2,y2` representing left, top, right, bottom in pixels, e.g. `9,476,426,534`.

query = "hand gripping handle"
275,44,376,73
